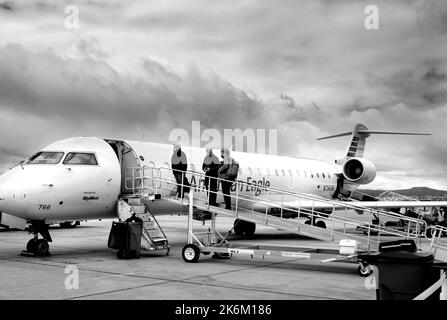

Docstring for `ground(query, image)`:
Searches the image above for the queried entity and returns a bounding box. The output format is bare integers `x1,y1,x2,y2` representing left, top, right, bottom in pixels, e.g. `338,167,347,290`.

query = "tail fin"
317,123,431,159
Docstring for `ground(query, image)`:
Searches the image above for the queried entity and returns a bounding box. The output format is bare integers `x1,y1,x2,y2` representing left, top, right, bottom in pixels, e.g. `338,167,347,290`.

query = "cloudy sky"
0,0,446,189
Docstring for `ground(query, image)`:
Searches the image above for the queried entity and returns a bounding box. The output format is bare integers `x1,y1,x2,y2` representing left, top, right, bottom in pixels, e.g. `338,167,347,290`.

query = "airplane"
1,123,446,256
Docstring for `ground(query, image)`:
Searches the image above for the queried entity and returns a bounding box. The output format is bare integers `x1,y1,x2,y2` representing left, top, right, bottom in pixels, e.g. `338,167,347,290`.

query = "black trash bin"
358,240,440,300
108,221,143,259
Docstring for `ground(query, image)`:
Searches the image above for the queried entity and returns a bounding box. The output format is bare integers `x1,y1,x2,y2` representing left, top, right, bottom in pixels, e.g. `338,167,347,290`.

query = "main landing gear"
22,221,52,257
233,219,256,237
305,217,326,229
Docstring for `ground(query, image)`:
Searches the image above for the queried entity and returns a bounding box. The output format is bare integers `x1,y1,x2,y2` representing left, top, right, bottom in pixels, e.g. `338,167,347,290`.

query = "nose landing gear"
21,221,52,257
25,238,50,256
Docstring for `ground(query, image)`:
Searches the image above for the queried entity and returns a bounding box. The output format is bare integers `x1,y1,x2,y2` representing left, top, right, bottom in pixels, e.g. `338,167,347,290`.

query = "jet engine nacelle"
342,157,376,185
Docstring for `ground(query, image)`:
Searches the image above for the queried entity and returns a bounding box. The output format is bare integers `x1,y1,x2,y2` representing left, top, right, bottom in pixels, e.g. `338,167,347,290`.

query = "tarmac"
1,213,437,300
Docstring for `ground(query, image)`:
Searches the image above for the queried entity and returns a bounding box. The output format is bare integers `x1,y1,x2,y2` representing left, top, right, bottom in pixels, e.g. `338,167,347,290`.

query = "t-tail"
318,124,431,199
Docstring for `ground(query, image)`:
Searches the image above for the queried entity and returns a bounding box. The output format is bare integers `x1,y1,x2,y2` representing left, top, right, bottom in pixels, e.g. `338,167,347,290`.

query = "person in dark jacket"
171,143,190,198
202,148,220,206
218,148,234,210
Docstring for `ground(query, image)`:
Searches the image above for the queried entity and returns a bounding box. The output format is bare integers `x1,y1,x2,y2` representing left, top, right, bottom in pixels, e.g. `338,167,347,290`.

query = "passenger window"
281,169,286,177
296,170,300,178
316,173,320,178
239,167,243,175
288,169,293,177
256,168,262,176
63,153,98,165
328,173,331,179
27,151,64,164
304,171,307,178
266,168,271,176
322,173,326,179
247,167,253,176
310,172,314,178
275,169,279,176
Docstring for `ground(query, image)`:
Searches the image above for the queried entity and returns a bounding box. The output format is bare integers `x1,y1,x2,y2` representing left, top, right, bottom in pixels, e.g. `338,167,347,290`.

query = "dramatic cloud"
0,0,446,190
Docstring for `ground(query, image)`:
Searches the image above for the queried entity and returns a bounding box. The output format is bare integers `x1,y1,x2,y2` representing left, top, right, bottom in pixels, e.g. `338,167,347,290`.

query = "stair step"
131,205,146,214
126,197,142,205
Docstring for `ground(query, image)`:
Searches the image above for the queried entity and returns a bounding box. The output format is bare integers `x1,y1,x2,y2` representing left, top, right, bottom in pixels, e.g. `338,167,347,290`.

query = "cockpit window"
63,153,98,165
27,152,64,164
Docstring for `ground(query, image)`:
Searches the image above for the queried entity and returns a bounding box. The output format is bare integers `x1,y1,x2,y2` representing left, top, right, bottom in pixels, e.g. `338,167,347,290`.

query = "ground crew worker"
171,143,190,198
218,147,234,210
202,148,220,206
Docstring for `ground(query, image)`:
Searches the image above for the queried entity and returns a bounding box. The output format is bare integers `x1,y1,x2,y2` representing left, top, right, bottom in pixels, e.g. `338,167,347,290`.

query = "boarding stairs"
123,167,447,255
117,196,170,253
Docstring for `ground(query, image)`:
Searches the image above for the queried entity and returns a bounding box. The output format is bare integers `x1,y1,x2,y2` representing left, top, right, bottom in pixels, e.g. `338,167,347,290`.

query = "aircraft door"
106,141,141,195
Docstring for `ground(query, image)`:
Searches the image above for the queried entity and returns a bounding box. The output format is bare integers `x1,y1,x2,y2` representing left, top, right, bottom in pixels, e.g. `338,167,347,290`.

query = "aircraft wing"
340,201,447,209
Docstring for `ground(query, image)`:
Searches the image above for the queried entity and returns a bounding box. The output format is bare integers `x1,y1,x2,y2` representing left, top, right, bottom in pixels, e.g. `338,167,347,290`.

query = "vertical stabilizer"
345,124,370,158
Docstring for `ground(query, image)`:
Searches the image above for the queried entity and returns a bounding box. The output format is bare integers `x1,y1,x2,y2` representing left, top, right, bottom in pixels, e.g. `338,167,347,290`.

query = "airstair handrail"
425,225,447,255
124,165,430,244
141,166,426,225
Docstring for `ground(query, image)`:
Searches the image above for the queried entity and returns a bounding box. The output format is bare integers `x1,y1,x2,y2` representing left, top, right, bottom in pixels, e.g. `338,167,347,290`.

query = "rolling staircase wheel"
305,220,311,225
182,244,200,263
316,221,326,229
358,264,373,277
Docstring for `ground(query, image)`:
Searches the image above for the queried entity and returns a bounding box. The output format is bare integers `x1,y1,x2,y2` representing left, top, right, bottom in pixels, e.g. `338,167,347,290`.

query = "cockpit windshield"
27,152,64,164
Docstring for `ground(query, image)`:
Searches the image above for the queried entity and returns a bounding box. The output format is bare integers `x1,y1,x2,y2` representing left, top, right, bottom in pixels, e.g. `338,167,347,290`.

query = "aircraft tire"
233,219,244,236
316,220,326,229
182,244,200,263
26,239,37,253
245,221,256,236
35,239,49,256
59,221,78,229
233,219,256,237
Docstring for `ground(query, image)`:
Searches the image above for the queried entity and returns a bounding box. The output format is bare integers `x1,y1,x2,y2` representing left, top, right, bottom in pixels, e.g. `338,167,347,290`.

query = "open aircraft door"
159,161,175,196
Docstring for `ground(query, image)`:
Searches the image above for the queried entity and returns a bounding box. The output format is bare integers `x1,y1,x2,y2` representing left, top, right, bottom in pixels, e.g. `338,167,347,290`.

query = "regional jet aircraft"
0,123,446,255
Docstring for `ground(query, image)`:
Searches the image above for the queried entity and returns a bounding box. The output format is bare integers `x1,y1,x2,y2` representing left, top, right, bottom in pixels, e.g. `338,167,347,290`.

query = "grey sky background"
0,0,446,189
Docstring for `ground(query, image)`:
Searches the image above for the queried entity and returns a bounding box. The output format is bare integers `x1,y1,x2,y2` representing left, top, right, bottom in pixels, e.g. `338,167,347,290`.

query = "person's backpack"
227,160,239,181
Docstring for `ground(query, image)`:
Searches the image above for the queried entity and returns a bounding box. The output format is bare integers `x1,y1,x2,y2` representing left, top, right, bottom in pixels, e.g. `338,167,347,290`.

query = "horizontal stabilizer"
357,130,431,136
318,130,431,141
317,123,431,159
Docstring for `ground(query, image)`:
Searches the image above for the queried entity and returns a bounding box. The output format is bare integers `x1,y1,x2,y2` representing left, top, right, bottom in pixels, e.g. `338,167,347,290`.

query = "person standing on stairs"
171,143,190,198
202,148,220,206
218,147,237,210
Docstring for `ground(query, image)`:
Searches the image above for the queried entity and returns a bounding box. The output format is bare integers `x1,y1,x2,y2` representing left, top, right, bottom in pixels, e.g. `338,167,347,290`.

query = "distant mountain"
358,187,447,200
